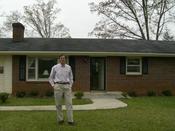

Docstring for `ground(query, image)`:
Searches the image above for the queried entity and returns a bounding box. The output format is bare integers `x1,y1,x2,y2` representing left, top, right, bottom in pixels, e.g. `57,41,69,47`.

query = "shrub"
28,91,39,97
45,90,54,97
0,92,9,103
161,90,172,96
128,91,137,97
16,91,26,98
74,91,84,99
147,91,156,96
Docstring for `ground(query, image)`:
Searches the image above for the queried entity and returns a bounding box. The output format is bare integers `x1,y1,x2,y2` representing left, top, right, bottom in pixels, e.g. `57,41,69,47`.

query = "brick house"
0,23,175,96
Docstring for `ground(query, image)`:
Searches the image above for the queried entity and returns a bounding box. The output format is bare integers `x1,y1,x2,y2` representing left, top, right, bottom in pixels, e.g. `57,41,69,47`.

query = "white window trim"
26,57,36,81
126,57,142,75
26,57,51,81
26,56,69,81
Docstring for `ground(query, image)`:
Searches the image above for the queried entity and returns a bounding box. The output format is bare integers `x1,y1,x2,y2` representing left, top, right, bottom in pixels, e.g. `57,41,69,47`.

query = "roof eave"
0,51,175,57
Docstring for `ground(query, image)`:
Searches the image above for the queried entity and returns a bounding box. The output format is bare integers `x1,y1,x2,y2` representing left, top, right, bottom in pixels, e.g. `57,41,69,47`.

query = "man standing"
49,55,74,125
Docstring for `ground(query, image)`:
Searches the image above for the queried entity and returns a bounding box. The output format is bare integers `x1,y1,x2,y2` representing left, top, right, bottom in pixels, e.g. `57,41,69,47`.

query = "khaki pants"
54,84,73,122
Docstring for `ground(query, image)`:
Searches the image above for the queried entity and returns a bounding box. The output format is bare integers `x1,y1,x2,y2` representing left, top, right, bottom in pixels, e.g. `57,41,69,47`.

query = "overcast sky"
0,0,101,38
1,0,175,38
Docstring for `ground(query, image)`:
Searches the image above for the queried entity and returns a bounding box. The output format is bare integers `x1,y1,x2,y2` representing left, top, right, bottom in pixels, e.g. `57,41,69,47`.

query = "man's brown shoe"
68,122,76,126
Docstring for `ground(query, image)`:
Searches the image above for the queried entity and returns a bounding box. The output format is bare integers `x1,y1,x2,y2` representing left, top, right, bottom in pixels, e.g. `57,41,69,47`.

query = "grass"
0,96,175,131
0,97,92,106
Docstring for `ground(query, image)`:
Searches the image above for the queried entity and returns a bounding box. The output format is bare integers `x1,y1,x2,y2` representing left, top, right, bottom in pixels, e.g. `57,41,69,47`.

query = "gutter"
0,51,175,57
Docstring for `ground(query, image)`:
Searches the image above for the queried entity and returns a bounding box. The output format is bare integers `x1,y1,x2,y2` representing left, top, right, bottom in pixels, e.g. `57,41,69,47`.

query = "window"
126,58,142,75
27,57,36,80
27,57,57,81
38,58,57,79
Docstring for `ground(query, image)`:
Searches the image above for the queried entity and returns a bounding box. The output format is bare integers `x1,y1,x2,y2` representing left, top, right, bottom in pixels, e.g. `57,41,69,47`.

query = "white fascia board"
0,51,175,57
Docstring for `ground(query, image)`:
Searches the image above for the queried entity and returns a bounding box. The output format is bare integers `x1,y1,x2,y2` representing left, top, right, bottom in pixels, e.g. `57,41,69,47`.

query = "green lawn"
0,97,175,131
0,97,92,106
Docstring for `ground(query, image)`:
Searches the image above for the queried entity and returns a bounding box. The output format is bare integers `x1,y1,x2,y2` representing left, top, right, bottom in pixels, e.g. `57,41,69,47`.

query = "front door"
90,57,105,90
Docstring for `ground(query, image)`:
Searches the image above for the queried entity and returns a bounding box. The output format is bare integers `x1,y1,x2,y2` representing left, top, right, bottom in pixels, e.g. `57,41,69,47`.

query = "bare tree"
23,0,70,38
1,11,23,37
89,0,175,40
1,11,35,37
0,29,2,37
2,11,22,32
2,0,70,38
0,14,3,37
163,27,174,41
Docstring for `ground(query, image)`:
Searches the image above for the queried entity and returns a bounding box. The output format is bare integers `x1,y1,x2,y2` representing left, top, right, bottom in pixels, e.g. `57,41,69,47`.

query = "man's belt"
55,82,70,84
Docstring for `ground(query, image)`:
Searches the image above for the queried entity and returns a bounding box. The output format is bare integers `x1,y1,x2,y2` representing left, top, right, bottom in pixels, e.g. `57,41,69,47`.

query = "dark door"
90,57,105,90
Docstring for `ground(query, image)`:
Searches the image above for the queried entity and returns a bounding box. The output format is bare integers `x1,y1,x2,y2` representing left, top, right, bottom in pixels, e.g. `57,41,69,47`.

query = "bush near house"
16,91,26,98
45,90,54,97
162,90,172,96
147,91,156,96
74,91,84,99
28,91,39,97
0,92,9,103
128,91,137,97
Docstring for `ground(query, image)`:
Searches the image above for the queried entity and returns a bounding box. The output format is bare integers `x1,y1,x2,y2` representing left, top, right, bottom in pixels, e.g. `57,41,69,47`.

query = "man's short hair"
59,54,65,59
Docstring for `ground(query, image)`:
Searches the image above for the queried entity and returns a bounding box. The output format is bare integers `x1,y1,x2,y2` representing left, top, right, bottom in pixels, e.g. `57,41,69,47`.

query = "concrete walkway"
0,98,127,111
0,92,128,111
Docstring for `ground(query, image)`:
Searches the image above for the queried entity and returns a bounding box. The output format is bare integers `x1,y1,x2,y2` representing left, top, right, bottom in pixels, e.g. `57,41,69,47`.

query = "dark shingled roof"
0,38,175,54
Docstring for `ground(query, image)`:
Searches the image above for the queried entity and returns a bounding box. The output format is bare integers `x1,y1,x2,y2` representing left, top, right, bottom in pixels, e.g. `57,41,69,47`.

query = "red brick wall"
12,56,51,96
73,56,90,91
106,56,175,95
12,56,90,96
12,55,175,96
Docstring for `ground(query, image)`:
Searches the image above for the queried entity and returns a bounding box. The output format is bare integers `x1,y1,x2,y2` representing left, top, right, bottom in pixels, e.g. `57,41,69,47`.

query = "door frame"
90,57,106,91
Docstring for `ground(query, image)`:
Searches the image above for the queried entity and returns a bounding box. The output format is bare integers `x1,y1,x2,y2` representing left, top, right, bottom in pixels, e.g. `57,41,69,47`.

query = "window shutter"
19,56,26,81
69,56,75,81
142,57,148,74
120,57,126,74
